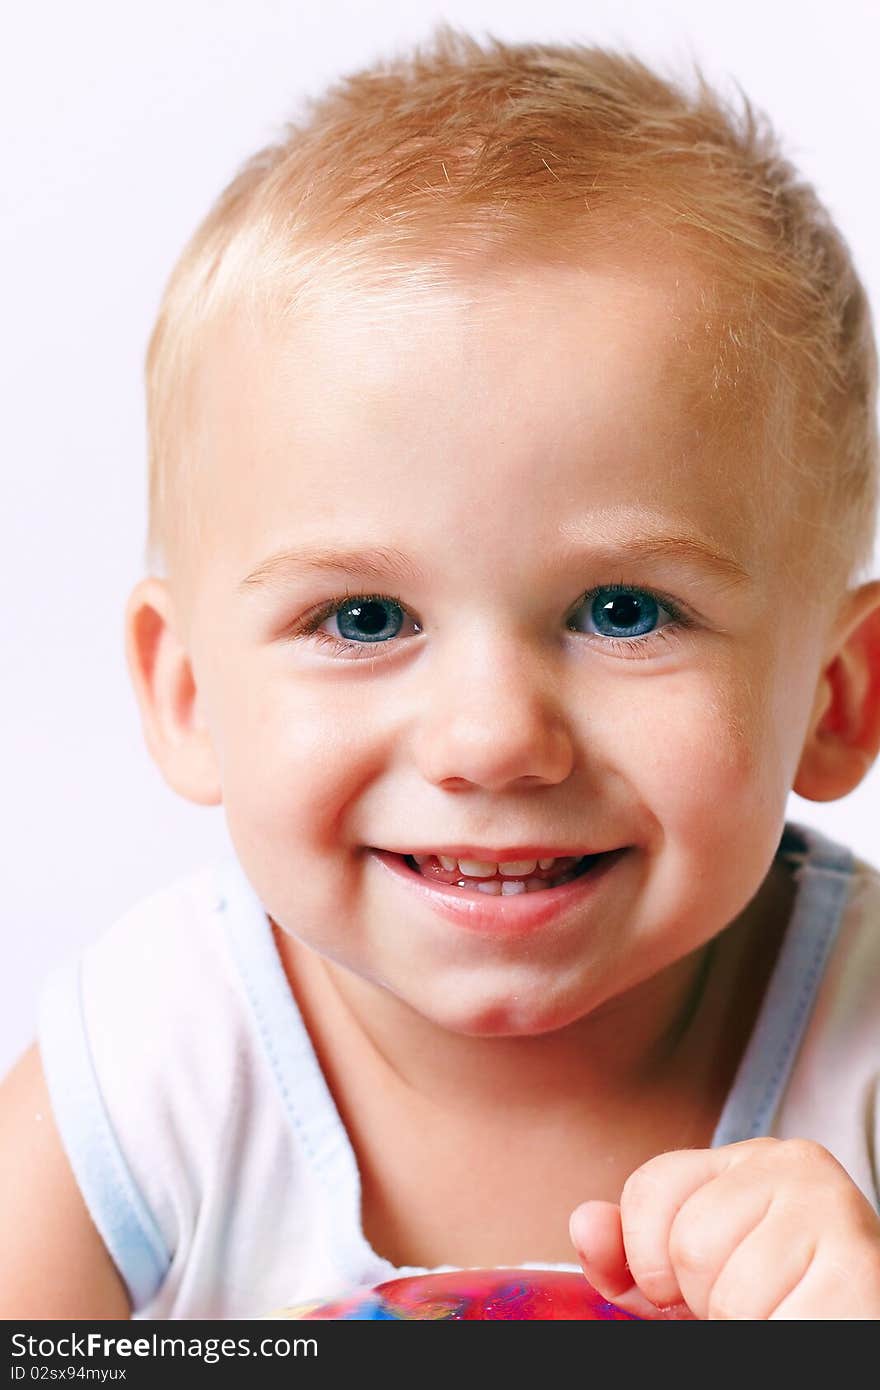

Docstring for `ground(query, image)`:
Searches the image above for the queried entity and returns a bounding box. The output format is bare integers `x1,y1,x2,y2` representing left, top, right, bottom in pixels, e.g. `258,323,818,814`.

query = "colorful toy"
269,1267,645,1320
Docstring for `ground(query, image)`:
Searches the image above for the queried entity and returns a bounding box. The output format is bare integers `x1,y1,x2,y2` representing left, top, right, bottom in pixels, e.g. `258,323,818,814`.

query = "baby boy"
2,26,880,1319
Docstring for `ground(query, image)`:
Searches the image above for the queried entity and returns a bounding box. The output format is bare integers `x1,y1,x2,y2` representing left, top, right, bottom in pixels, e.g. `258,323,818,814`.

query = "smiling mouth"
399,852,601,895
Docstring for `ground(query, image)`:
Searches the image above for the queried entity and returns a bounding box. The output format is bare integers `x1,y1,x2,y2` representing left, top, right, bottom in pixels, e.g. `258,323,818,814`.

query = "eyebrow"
238,545,424,592
237,532,752,595
563,533,753,588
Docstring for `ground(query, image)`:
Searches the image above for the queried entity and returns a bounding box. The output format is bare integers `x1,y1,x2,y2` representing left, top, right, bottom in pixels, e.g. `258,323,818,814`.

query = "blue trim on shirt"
36,954,171,1310
711,821,855,1145
214,858,375,1279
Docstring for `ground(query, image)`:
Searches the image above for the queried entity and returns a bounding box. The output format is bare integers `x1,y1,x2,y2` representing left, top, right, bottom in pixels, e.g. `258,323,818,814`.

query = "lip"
368,847,628,935
377,845,595,862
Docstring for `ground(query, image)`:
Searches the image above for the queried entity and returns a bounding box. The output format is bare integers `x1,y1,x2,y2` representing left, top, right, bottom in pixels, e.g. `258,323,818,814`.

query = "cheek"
219,674,384,846
216,676,388,945
607,663,807,932
621,664,792,841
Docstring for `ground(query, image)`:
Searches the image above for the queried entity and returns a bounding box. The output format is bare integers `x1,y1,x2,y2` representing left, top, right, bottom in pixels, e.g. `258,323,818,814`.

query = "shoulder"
35,855,256,1310
84,855,231,983
778,823,880,1022
786,834,880,1060
821,849,880,1018
40,857,245,1092
776,839,880,1203
34,855,350,1317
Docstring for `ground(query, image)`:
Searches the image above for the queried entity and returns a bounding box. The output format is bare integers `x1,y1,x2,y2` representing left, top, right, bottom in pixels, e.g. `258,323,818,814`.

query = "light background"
2,0,879,1076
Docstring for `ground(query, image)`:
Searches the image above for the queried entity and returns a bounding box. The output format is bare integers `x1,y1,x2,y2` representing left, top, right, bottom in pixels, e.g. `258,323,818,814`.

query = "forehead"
272,259,714,413
191,259,778,581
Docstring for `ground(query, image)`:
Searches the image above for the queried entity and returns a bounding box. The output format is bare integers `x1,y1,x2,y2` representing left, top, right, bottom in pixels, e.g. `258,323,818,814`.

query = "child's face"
173,261,836,1036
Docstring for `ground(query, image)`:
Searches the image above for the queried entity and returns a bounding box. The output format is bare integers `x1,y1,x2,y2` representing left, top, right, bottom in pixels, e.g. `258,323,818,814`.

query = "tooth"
501,881,527,895
476,880,503,894
499,859,537,876
413,854,430,865
538,857,557,871
438,856,457,871
457,859,497,878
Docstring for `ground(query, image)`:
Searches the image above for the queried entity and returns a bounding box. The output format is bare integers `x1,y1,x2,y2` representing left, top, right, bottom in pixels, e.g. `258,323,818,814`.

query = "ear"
794,579,880,802
123,577,222,806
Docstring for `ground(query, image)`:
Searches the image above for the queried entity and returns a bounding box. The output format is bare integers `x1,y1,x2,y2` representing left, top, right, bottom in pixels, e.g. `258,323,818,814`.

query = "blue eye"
580,587,665,639
334,596,406,644
295,592,421,657
292,583,687,661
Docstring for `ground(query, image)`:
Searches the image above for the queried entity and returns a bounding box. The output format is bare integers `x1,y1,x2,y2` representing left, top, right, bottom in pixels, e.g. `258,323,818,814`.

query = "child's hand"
568,1138,880,1319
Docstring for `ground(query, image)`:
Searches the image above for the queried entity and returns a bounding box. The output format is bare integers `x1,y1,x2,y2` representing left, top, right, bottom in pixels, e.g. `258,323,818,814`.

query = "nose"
413,634,576,792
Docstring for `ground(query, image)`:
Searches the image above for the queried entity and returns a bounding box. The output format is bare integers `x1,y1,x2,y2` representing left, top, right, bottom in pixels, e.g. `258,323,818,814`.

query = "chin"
406,984,588,1039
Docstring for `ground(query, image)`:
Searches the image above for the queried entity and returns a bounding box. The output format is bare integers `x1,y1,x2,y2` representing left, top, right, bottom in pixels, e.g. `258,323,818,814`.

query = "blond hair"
145,23,878,592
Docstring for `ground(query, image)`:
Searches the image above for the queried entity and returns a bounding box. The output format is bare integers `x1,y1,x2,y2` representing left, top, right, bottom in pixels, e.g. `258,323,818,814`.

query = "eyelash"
287,584,694,662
